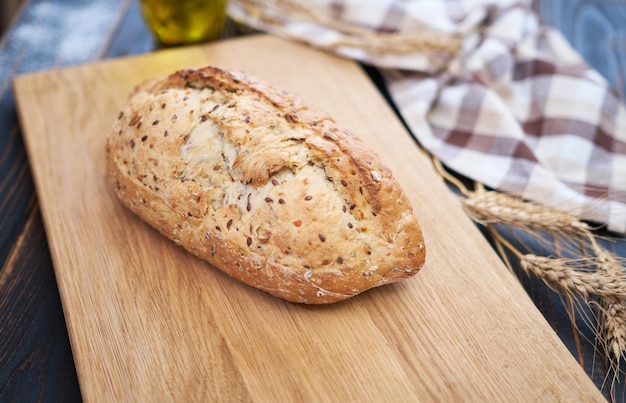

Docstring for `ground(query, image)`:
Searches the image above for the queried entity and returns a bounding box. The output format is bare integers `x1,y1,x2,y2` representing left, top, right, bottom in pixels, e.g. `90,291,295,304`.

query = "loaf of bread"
105,66,425,304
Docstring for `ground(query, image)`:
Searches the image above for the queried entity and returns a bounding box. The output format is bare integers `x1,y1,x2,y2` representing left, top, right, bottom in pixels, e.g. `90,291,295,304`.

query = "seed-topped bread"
105,66,426,303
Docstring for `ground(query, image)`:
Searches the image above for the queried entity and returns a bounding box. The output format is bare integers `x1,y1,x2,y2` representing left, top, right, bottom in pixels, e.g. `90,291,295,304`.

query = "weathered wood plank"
0,2,135,401
536,0,626,99
0,206,81,402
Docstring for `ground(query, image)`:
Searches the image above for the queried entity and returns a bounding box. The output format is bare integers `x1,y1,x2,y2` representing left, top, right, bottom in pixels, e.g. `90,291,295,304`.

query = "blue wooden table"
0,0,624,401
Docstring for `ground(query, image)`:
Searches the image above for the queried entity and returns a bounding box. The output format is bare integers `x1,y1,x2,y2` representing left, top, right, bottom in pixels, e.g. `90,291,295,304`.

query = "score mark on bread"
105,66,425,304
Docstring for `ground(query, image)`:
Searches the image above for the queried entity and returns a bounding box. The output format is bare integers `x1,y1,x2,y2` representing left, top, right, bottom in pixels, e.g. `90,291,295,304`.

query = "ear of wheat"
592,245,626,389
432,156,626,397
462,187,591,237
230,0,462,56
518,254,626,301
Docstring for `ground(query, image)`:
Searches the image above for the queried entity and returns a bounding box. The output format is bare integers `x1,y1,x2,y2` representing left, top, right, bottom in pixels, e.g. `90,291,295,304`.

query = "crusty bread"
105,66,425,303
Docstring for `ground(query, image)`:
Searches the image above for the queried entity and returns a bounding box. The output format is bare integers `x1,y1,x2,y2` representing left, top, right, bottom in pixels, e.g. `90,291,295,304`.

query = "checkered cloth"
229,0,626,233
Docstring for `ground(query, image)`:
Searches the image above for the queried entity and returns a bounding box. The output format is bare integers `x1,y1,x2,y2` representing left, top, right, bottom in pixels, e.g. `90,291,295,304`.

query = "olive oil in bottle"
139,0,228,46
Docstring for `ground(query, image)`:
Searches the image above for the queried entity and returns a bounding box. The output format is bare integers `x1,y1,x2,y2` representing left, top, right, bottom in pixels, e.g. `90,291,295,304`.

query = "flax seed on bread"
105,66,425,303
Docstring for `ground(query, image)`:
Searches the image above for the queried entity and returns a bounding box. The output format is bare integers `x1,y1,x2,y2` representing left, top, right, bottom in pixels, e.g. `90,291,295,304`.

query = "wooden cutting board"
13,34,603,402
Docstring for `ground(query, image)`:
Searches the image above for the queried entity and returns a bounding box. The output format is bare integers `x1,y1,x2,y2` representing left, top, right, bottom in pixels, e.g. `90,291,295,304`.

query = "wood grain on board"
13,34,603,402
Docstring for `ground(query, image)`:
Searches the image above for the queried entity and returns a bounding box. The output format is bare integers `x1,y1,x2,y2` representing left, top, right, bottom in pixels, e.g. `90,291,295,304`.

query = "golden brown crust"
105,66,425,303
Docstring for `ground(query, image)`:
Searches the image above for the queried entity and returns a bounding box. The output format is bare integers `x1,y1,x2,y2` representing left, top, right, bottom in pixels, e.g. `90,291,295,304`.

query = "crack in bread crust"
105,66,426,304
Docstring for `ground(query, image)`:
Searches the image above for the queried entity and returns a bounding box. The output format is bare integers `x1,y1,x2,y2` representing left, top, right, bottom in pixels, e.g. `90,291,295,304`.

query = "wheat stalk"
600,300,626,400
231,0,462,56
519,254,626,301
589,242,626,389
601,299,626,363
431,157,626,393
462,186,591,237
430,157,592,238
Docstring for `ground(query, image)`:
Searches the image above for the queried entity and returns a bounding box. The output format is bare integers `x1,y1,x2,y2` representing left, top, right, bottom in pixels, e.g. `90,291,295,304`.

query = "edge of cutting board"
13,34,604,401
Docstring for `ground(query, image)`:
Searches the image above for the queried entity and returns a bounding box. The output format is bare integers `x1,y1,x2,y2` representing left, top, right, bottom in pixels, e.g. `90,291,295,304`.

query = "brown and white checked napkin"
229,0,626,234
